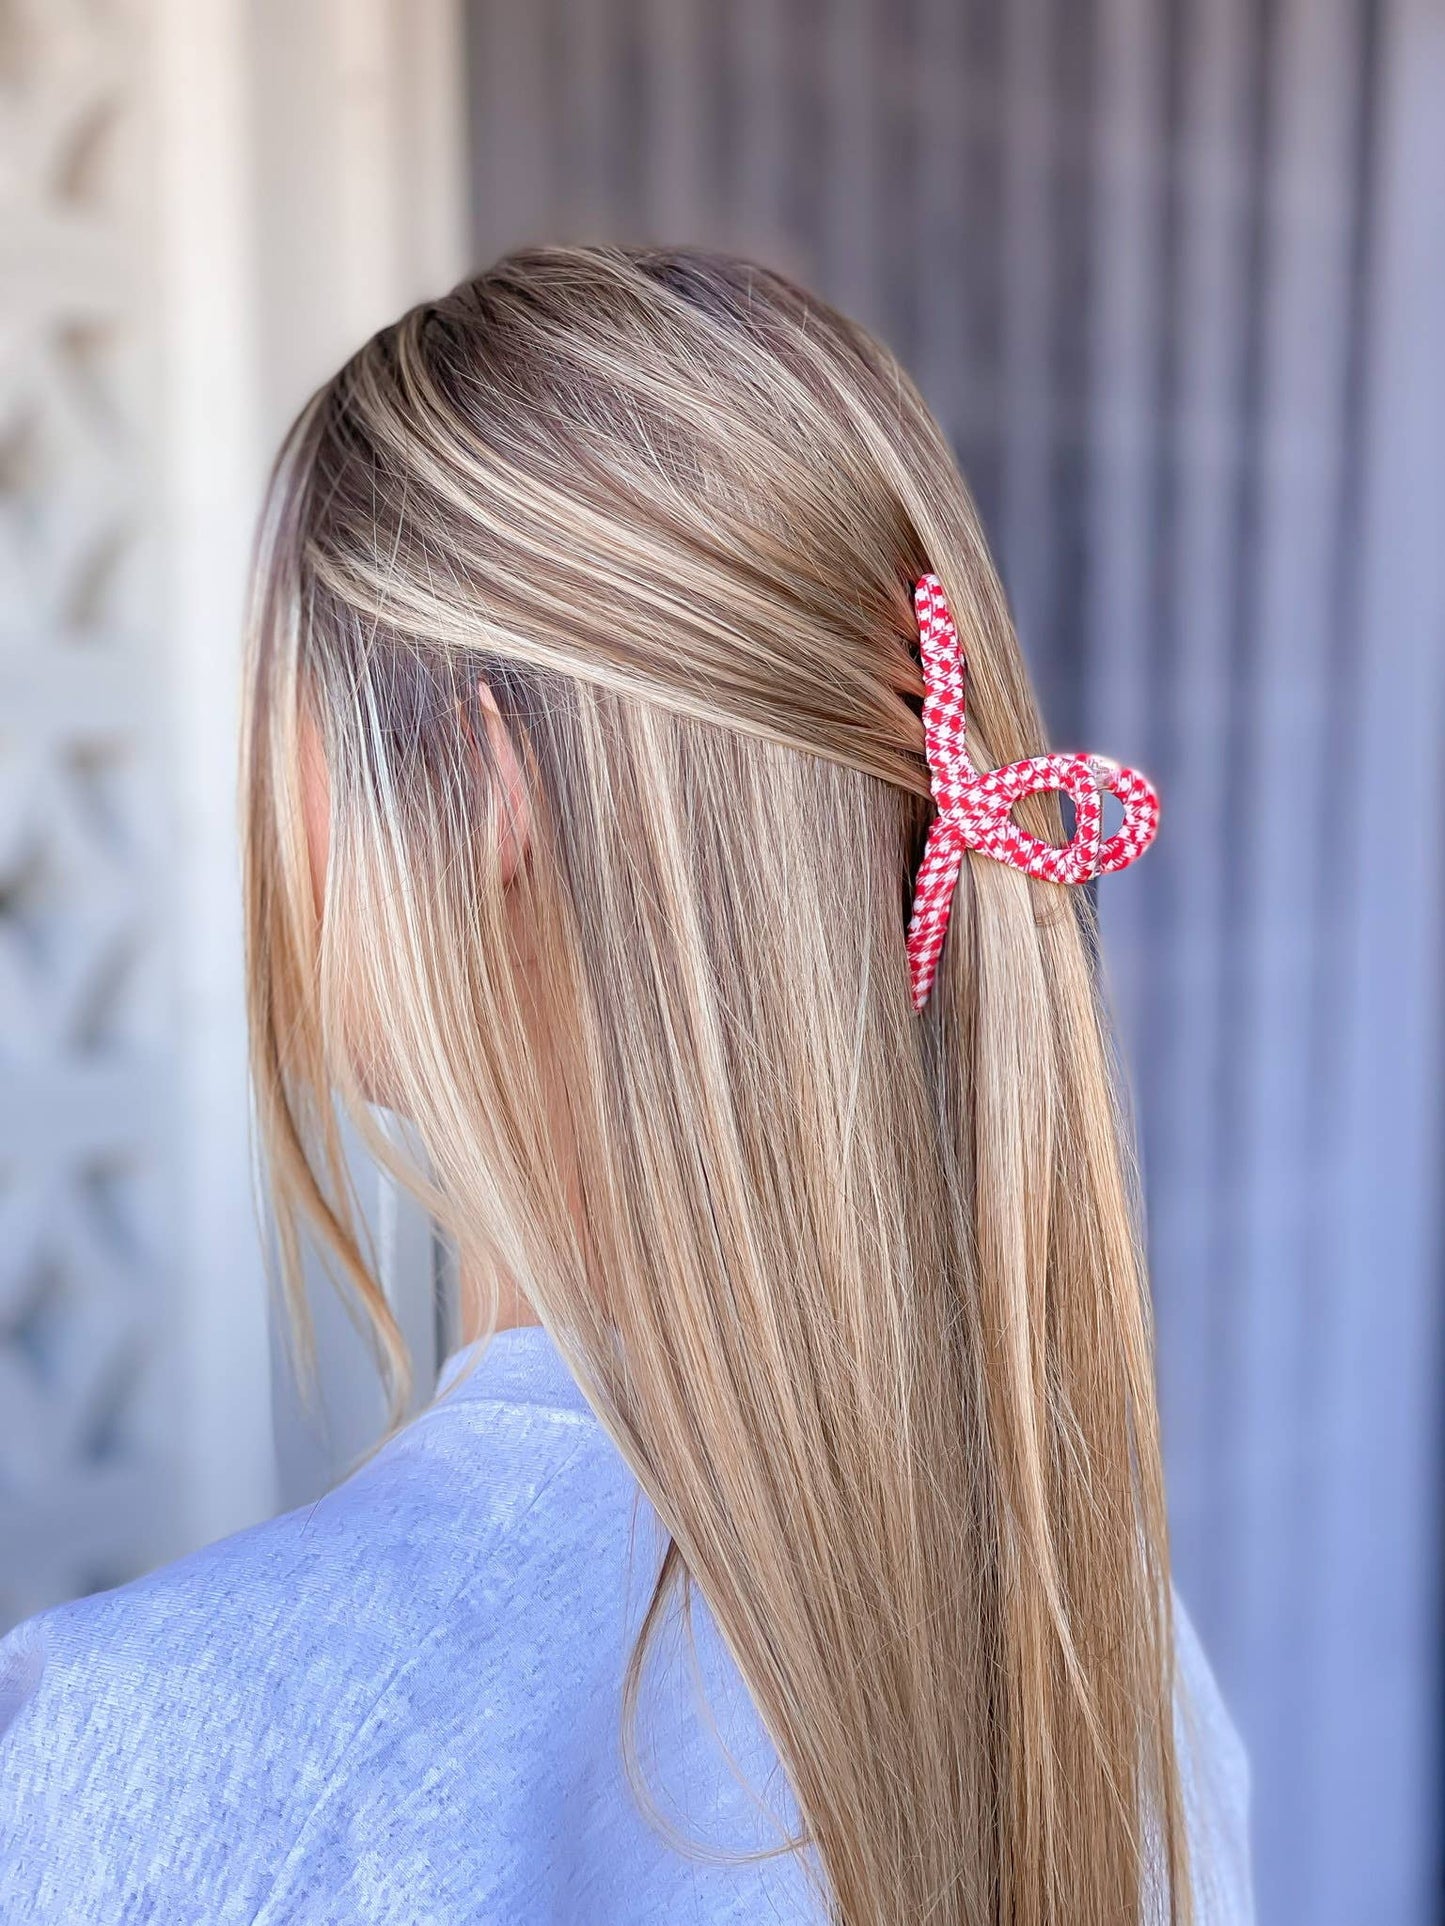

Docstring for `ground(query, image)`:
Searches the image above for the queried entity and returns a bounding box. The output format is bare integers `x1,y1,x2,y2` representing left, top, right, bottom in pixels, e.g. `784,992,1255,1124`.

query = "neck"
459,1262,543,1343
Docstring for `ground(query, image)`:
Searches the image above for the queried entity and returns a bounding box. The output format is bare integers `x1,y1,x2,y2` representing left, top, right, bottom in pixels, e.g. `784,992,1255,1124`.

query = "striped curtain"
465,3,1445,1917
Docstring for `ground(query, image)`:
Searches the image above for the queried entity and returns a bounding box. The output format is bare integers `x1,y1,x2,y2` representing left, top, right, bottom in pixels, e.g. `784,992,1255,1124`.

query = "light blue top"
0,1327,1253,1922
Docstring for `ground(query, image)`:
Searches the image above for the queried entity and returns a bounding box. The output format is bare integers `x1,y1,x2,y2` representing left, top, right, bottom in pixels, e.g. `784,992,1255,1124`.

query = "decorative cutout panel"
0,0,171,1623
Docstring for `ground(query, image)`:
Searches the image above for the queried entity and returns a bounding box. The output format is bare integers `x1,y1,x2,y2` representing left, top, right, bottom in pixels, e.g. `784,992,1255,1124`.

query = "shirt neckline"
434,1322,595,1419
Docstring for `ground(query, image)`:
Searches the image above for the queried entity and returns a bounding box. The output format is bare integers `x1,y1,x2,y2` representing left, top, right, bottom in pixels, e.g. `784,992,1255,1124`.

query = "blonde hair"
242,246,1187,1924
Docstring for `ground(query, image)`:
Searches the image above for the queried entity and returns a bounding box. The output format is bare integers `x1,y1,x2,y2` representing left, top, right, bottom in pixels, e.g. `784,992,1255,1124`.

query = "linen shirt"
0,1326,1253,1922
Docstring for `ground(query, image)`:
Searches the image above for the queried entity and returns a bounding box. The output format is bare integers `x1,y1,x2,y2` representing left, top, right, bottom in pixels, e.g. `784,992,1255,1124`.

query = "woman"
0,247,1251,1923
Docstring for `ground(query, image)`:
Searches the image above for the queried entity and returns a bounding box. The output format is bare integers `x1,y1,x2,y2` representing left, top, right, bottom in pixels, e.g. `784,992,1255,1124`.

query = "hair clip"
906,574,1160,1011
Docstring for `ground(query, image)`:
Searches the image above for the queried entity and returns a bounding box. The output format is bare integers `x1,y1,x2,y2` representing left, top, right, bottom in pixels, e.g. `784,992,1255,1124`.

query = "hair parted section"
242,245,1188,1925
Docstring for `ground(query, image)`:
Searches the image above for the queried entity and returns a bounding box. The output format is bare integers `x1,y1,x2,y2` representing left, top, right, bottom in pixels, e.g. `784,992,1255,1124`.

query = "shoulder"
0,1369,637,1923
1173,1593,1255,1925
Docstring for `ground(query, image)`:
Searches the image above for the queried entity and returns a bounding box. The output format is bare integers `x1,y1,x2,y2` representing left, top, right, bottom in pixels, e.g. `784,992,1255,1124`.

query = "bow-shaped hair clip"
906,574,1160,1011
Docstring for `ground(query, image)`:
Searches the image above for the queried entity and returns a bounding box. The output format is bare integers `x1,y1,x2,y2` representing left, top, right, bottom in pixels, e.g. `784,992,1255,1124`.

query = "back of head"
243,246,1186,1924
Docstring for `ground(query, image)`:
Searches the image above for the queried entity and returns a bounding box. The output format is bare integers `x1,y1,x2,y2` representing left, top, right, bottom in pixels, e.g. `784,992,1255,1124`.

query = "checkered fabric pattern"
906,574,1161,1010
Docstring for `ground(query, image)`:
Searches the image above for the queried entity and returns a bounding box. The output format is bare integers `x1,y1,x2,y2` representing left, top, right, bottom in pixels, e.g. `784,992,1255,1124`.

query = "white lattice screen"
1,0,470,1614
0,0,176,1621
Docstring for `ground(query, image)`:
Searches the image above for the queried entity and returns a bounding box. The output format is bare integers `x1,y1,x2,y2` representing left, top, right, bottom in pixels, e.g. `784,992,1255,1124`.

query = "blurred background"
3,0,1443,1919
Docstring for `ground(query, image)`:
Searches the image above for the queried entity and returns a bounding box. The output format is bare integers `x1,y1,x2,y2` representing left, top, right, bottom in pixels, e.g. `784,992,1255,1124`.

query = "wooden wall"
466,2,1445,1918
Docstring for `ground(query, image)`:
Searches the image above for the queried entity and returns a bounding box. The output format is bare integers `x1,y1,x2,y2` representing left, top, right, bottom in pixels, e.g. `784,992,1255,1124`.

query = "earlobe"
298,706,331,923
476,682,532,886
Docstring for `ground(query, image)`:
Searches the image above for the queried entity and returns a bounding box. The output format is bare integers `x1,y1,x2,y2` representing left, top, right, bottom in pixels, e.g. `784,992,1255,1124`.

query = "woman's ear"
299,706,330,922
476,682,531,887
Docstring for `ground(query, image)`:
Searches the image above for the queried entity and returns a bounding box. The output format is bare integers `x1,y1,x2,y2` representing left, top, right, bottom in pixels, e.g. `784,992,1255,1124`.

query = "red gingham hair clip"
905,573,1161,1011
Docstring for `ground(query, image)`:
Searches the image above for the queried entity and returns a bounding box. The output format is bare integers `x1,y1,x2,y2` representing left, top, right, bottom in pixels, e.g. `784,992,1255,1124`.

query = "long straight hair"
242,246,1187,1924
